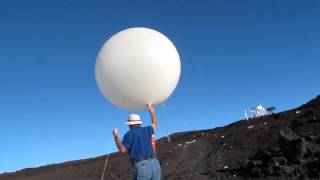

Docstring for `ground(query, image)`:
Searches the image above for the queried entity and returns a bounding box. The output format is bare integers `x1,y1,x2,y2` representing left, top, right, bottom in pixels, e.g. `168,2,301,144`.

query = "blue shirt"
122,125,155,161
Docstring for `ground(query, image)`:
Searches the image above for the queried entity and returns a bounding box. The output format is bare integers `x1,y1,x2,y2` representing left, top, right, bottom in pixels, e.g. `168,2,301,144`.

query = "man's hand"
113,128,119,138
113,128,127,154
146,104,157,129
146,104,155,113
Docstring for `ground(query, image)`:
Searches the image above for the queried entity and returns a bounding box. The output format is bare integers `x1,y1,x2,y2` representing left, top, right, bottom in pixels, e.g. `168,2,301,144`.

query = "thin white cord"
161,103,171,143
101,137,114,180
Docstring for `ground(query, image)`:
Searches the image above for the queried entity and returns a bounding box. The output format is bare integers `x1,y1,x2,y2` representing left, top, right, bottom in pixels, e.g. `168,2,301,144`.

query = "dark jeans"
132,158,161,180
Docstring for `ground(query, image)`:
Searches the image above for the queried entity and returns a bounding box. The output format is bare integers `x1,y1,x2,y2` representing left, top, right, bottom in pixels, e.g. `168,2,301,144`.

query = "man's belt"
131,157,156,163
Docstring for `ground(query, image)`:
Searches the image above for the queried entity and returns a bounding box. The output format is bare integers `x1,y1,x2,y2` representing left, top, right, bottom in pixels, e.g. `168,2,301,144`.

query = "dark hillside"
1,96,319,180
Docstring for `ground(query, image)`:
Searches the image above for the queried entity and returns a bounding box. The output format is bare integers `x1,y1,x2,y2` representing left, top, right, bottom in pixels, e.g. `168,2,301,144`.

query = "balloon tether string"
161,103,171,143
101,137,113,180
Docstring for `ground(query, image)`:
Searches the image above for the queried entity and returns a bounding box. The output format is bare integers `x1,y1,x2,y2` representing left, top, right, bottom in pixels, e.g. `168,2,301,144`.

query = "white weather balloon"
95,27,181,110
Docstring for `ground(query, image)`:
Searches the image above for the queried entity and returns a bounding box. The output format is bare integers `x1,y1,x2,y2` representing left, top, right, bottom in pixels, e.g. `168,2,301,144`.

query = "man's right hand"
146,104,155,113
146,104,157,129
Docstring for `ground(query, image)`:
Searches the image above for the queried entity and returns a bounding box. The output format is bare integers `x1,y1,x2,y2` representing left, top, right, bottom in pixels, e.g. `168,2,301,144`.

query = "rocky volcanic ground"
1,96,319,180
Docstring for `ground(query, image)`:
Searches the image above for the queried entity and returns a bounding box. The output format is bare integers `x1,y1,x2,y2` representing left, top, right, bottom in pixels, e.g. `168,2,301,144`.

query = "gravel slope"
1,96,319,180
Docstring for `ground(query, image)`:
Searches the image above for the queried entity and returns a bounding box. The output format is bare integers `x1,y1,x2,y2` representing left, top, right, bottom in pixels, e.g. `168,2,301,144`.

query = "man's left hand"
113,128,119,138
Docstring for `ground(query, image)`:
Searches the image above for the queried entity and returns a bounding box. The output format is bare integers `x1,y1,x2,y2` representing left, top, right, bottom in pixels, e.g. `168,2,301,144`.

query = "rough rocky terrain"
1,96,319,180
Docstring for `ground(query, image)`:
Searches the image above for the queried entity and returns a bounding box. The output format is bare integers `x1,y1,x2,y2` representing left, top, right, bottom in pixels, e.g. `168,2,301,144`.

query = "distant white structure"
256,104,267,116
245,104,276,120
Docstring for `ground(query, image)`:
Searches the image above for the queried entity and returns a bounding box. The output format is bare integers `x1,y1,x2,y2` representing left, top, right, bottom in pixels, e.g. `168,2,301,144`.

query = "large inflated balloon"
95,27,181,110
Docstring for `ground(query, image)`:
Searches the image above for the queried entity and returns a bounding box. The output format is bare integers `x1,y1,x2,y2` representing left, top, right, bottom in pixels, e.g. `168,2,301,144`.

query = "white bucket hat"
125,114,143,125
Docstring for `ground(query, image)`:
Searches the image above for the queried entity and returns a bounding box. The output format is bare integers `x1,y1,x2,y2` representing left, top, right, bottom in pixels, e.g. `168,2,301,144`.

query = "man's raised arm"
147,104,157,129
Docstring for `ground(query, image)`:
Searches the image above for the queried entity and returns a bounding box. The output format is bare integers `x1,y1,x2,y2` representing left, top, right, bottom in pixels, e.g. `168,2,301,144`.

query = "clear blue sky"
1,0,319,173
